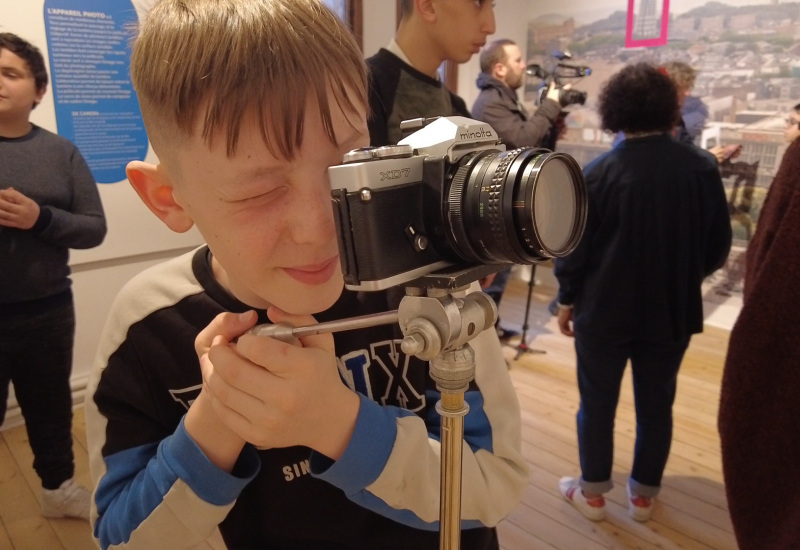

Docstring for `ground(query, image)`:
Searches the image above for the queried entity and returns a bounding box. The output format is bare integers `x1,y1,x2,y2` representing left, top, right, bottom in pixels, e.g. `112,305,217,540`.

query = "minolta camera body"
329,116,587,291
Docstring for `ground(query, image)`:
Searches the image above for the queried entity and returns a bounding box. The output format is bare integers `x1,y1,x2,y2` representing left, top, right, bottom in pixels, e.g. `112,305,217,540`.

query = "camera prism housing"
329,117,588,291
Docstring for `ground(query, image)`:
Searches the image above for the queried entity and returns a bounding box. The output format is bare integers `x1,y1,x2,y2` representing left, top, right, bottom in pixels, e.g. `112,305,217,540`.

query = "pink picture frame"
626,0,671,48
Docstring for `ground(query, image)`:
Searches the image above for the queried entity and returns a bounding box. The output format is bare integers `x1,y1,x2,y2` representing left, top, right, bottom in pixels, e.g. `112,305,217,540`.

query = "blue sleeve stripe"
161,418,260,504
311,394,401,492
463,391,493,453
312,397,490,532
94,418,259,548
94,442,170,546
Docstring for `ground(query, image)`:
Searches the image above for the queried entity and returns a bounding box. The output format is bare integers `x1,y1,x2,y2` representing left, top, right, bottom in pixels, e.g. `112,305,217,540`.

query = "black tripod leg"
514,264,546,360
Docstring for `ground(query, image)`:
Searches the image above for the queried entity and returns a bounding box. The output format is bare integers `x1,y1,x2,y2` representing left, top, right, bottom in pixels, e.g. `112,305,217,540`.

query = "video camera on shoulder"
527,50,591,107
329,116,588,291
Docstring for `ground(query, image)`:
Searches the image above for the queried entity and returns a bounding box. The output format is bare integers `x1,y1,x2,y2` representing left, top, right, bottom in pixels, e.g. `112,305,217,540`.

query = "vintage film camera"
329,116,588,291
527,50,591,107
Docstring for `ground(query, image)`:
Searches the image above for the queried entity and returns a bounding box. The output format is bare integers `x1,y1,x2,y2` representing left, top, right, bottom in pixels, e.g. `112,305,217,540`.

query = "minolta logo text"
380,168,411,181
459,128,493,140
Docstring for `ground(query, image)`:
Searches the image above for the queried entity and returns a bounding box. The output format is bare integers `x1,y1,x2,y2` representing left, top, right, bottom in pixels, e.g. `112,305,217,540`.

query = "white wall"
362,0,397,58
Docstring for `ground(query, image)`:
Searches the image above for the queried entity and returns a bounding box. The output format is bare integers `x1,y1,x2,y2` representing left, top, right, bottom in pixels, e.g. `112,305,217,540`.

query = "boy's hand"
186,311,259,471
203,308,359,460
0,187,41,230
195,310,259,358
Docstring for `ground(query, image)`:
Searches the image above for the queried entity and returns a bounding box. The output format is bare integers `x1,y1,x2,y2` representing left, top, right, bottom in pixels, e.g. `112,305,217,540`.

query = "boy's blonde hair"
130,0,367,160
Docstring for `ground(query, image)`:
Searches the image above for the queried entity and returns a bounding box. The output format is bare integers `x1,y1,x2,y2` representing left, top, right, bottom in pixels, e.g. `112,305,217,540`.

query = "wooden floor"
0,275,736,549
496,276,736,550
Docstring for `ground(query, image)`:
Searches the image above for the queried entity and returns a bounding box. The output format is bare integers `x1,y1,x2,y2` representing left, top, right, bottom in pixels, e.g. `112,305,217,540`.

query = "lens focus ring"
485,150,521,262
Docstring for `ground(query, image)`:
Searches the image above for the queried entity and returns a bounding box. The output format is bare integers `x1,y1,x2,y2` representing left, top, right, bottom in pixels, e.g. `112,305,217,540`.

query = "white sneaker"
42,478,91,520
626,484,654,522
559,476,606,521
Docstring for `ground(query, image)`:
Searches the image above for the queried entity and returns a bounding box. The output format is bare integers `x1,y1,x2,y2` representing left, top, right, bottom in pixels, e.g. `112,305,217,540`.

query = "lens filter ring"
514,151,587,258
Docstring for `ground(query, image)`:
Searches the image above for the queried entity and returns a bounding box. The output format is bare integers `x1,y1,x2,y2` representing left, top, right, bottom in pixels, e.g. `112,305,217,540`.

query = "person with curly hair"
553,62,731,523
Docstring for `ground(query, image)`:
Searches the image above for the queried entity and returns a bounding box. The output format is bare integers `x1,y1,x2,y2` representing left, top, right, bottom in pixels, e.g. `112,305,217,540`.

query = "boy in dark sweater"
0,32,106,520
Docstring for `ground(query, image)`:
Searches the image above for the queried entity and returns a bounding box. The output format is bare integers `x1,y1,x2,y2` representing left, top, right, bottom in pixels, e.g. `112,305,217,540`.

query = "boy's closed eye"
1,69,25,80
218,163,291,204
228,184,289,205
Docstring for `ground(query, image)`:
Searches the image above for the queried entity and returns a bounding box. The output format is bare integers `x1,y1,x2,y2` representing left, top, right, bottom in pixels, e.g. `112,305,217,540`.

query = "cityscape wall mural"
523,0,799,323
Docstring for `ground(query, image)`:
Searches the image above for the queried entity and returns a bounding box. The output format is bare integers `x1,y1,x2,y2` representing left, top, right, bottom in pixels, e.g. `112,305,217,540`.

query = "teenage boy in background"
0,32,106,520
367,0,520,340
366,0,496,147
84,1,528,549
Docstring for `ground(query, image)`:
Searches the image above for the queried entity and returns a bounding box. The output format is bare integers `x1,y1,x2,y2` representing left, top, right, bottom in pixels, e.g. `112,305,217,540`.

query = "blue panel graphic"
43,0,147,184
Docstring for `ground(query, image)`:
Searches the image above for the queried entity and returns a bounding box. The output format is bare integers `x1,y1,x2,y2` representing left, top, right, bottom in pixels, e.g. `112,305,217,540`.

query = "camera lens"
446,147,587,265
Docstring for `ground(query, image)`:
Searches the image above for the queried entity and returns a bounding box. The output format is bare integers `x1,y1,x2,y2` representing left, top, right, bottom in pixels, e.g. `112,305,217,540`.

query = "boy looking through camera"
84,1,527,549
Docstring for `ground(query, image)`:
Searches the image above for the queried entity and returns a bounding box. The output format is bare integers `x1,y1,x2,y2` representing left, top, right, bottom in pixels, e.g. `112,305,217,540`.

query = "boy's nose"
289,190,335,244
482,7,496,35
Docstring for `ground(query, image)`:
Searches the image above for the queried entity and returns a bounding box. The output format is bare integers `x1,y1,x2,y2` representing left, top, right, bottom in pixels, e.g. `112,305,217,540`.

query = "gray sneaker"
42,478,91,520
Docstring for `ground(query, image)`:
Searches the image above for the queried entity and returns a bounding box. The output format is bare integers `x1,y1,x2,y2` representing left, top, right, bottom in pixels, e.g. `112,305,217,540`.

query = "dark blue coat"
555,133,731,342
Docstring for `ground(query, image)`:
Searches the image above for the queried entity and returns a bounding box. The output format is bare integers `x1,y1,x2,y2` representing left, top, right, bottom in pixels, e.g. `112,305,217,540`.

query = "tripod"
513,263,546,361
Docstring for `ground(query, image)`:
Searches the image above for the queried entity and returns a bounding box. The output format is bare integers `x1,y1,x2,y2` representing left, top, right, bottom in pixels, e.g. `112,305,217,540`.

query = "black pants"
0,297,76,489
574,330,689,497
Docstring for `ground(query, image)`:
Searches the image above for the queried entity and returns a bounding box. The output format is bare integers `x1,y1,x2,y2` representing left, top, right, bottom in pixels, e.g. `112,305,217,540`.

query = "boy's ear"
126,161,194,233
34,85,47,107
416,0,436,22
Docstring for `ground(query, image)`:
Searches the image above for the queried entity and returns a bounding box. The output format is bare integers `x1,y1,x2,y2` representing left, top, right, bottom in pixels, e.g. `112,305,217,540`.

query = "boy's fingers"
195,310,258,357
206,343,272,400
235,332,334,380
202,351,271,440
198,350,214,386
266,307,335,353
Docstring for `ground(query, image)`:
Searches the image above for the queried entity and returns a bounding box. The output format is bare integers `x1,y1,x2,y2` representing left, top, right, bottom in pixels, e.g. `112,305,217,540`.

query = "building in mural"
633,0,661,40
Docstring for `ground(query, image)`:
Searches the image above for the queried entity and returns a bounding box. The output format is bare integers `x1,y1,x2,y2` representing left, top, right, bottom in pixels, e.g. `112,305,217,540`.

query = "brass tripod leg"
437,392,469,550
